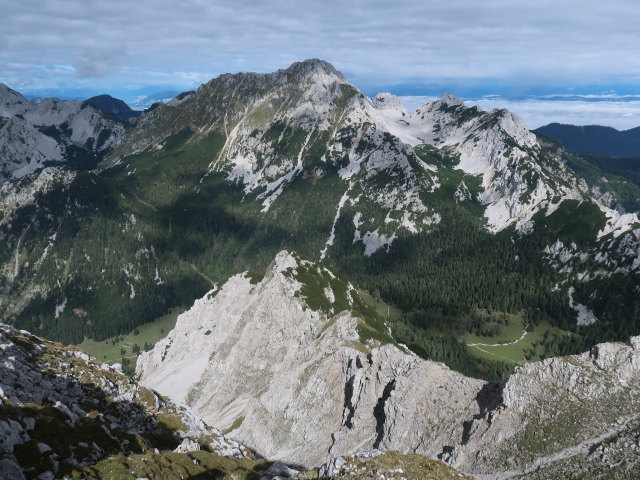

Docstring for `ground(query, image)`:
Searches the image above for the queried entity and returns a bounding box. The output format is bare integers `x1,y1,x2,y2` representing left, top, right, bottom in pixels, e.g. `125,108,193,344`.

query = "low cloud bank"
400,95,640,131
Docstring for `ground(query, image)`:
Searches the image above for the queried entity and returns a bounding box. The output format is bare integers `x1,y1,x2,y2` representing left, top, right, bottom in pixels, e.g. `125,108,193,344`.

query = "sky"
1,0,640,129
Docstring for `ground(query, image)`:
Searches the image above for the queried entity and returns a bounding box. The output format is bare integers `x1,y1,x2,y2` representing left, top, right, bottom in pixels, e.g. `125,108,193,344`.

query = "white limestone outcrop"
138,250,640,477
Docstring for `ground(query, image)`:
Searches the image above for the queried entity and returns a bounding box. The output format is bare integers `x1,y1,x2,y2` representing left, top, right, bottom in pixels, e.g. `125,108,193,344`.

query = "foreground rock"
138,250,640,478
0,324,250,479
0,321,473,480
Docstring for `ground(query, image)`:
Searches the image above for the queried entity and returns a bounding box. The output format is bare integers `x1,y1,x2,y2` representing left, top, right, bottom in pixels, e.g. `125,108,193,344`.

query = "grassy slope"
72,451,272,480
467,321,573,364
77,307,181,364
73,450,471,480
461,311,526,345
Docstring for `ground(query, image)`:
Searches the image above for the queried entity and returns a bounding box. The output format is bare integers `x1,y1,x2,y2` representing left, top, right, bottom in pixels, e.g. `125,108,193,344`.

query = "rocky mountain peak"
270,249,303,272
439,91,464,106
281,58,346,81
490,107,538,148
392,91,589,232
137,251,481,467
99,60,440,257
198,58,348,99
0,86,127,181
372,92,407,113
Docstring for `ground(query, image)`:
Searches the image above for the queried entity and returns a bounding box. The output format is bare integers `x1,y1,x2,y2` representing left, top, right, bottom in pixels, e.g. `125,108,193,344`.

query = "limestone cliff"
137,251,484,467
138,250,640,478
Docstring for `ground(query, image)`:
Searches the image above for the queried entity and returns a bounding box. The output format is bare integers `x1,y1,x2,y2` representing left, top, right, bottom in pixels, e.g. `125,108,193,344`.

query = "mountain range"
1,58,640,479
535,123,640,158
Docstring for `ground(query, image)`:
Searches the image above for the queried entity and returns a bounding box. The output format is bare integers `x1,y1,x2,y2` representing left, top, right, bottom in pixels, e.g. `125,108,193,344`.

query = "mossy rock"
71,451,270,480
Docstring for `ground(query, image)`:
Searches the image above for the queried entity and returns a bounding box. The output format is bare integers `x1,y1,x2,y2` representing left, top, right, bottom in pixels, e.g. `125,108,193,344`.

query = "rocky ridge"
105,60,640,257
137,251,484,467
138,250,640,479
113,60,584,245
0,321,470,480
412,95,584,232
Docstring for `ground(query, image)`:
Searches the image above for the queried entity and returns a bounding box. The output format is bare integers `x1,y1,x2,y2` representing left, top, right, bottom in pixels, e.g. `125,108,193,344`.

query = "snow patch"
362,230,396,256
568,286,598,326
320,184,352,260
54,298,67,319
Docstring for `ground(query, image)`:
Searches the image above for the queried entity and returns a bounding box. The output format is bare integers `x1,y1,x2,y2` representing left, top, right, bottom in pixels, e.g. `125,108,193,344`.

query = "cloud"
467,98,640,131
1,0,639,107
73,46,127,78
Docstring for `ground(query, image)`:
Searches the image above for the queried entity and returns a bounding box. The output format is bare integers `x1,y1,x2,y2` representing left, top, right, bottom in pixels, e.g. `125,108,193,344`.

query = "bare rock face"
137,251,484,468
455,337,640,478
139,250,640,478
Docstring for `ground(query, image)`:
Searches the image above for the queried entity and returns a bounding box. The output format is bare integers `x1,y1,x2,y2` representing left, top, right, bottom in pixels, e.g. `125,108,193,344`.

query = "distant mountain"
26,96,47,105
0,83,127,179
84,94,142,120
535,122,640,158
23,93,86,103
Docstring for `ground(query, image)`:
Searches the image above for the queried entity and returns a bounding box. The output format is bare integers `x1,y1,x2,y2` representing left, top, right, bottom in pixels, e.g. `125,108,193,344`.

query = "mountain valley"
2,59,640,478
2,61,639,370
